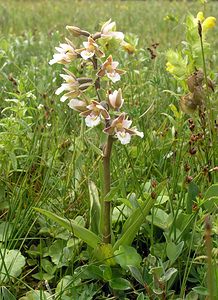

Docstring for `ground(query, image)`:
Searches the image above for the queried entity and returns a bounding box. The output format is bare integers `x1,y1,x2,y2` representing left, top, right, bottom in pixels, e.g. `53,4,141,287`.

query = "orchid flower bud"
108,89,124,109
66,26,90,37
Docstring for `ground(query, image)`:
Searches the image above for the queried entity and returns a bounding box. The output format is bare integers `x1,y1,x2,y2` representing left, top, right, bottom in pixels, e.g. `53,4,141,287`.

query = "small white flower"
104,113,144,144
116,131,131,144
107,72,121,83
37,104,44,110
77,37,104,60
97,55,125,83
80,100,110,128
55,69,80,102
68,99,87,112
49,39,77,65
101,19,124,41
85,114,101,127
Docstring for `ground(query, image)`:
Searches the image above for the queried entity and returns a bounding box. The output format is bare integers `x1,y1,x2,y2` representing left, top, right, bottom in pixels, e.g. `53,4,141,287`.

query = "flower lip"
76,36,105,60
80,100,110,128
97,55,125,82
104,113,144,144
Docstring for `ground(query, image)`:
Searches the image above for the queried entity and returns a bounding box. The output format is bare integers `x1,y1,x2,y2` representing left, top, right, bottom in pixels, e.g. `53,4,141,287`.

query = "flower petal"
85,114,101,127
68,99,87,111
80,50,94,60
116,131,131,144
107,72,120,83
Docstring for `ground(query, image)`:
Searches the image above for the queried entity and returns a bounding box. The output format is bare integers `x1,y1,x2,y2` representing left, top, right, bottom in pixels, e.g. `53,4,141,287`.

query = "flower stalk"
102,135,113,244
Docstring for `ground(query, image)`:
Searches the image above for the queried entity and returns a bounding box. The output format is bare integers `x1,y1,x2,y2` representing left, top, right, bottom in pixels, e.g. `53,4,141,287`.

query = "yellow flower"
122,41,135,54
166,62,175,73
197,11,204,22
202,17,216,32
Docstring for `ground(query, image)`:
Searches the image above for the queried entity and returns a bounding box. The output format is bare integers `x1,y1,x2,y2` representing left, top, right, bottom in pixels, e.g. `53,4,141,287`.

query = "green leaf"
41,259,56,274
113,182,165,251
160,267,177,282
34,208,101,249
186,291,198,300
114,246,142,269
99,264,112,281
88,181,101,235
137,293,145,300
113,196,155,251
128,265,144,285
203,184,218,211
74,265,103,280
109,277,131,290
146,208,170,230
0,287,16,300
19,290,51,300
0,249,25,283
32,272,54,281
0,222,13,242
48,240,71,267
166,241,184,264
55,275,81,299
192,286,208,296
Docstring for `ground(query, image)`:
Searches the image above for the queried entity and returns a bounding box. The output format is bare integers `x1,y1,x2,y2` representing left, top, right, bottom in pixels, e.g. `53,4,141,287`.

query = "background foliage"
0,0,218,299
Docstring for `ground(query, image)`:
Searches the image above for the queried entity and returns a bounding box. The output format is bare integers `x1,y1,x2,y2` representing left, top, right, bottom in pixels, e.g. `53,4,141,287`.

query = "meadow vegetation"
0,0,218,299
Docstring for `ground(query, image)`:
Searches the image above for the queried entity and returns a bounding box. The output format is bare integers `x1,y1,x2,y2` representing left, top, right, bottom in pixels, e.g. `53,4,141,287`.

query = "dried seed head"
180,93,198,114
190,134,197,142
189,124,195,131
184,163,191,172
185,175,193,183
151,179,158,188
189,148,197,155
193,86,204,106
203,165,209,175
151,191,157,199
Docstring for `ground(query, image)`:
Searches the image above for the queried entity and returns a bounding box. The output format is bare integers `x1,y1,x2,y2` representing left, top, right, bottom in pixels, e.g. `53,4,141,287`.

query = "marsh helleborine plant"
49,20,143,243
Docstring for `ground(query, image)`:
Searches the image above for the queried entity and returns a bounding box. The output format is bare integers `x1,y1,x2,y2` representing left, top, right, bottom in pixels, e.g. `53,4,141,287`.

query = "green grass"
0,0,218,299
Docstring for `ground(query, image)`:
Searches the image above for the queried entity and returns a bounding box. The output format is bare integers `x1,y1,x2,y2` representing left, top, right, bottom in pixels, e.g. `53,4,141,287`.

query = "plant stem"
205,215,214,300
103,135,113,243
92,56,101,100
199,25,214,138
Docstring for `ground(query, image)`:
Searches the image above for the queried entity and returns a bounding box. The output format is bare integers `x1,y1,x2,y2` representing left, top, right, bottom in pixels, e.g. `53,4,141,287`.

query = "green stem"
92,56,101,100
103,135,113,243
205,216,214,300
199,27,214,138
